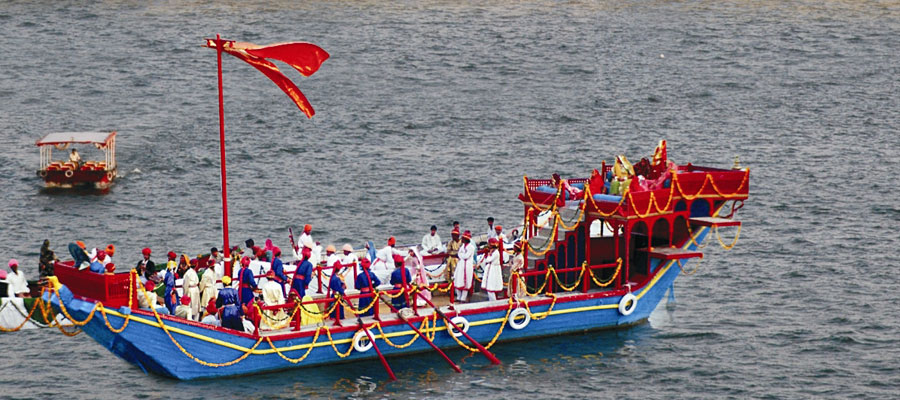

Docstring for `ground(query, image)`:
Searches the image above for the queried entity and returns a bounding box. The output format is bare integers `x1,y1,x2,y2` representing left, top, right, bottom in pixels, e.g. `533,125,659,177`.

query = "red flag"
205,39,330,118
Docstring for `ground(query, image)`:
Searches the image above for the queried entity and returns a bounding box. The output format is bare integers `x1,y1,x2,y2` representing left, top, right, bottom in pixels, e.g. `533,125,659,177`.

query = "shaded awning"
36,131,116,146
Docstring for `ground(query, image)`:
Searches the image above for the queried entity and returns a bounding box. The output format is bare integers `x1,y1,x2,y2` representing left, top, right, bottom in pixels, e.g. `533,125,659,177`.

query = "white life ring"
64,169,74,178
106,171,114,181
618,293,638,316
447,315,469,337
352,329,374,353
39,170,47,178
508,307,531,330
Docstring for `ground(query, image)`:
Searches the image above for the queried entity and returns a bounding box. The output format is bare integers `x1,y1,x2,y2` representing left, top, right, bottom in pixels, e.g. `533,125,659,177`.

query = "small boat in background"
36,131,118,190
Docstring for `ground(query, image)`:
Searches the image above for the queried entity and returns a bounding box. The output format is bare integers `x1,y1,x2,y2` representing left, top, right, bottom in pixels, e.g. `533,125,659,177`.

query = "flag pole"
215,33,232,277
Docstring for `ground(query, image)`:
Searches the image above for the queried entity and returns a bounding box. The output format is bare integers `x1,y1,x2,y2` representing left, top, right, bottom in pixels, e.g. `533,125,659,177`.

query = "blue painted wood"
47,228,711,380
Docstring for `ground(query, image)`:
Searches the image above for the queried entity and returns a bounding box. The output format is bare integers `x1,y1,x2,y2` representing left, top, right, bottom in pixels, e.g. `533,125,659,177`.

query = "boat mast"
214,34,232,276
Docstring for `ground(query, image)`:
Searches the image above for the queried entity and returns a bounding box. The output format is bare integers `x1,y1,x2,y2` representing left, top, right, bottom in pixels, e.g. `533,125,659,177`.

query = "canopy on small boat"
35,131,116,147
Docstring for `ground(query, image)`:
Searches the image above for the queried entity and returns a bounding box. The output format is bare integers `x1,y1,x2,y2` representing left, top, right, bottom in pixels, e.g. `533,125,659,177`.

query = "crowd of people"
3,218,526,335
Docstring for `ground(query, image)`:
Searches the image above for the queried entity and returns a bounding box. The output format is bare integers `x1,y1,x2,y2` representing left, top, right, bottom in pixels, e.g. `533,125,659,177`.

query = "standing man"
199,259,218,310
182,259,201,320
163,260,179,314
374,236,404,283
290,247,313,299
421,225,443,255
486,217,496,239
134,248,155,284
237,256,259,307
389,254,411,309
217,276,243,331
6,259,29,298
327,261,347,323
480,238,503,301
444,228,461,284
454,231,476,303
270,247,288,296
355,258,381,317
340,244,359,291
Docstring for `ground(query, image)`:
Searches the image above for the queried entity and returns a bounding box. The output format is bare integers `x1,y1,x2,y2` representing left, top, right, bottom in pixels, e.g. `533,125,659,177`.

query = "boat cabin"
36,131,118,190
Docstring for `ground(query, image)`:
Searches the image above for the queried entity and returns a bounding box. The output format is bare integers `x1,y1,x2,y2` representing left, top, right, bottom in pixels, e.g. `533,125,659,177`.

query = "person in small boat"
453,231,476,303
480,238,504,301
175,295,193,320
183,258,201,321
134,248,156,285
355,258,380,317
270,247,288,296
389,254,411,309
163,260,179,314
39,239,57,278
340,244,358,291
290,247,313,299
445,228,461,283
374,237,404,283
69,148,82,167
6,259,29,298
407,247,431,307
104,263,115,275
261,270,287,327
421,225,444,255
199,258,218,309
217,276,243,331
200,299,219,326
508,242,526,301
237,256,259,306
327,261,346,322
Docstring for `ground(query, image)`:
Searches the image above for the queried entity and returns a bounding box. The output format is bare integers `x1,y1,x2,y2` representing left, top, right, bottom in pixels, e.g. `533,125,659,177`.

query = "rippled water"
1,1,899,398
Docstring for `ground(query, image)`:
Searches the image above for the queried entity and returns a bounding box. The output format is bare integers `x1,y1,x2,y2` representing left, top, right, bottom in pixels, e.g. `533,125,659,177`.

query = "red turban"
241,256,251,267
304,224,312,233
388,236,396,246
392,254,405,264
167,251,177,260
181,295,191,306
142,248,152,256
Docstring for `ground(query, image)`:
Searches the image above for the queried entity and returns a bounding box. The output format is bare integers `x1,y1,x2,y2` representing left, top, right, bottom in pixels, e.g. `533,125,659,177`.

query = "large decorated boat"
45,145,748,379
41,36,748,380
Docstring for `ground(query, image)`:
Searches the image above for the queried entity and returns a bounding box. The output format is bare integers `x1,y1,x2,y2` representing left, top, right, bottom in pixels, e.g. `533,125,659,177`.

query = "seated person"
200,299,220,326
69,149,82,167
175,295,193,320
551,173,583,200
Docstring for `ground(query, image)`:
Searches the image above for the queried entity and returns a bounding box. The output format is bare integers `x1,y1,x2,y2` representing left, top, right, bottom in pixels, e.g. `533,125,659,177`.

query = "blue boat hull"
47,229,709,380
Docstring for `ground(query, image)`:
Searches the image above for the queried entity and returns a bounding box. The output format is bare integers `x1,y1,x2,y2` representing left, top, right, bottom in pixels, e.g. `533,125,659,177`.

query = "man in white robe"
453,232,476,302
373,237,404,284
421,225,444,255
6,260,29,298
340,244,358,291
199,263,218,309
182,263,201,320
260,271,287,328
480,239,504,301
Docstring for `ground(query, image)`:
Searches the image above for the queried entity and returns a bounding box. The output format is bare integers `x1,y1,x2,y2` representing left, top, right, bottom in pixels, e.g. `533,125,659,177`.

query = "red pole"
215,34,232,278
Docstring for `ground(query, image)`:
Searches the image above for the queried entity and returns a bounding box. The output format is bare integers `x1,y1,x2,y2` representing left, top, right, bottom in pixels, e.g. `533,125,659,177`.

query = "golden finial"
732,155,742,170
